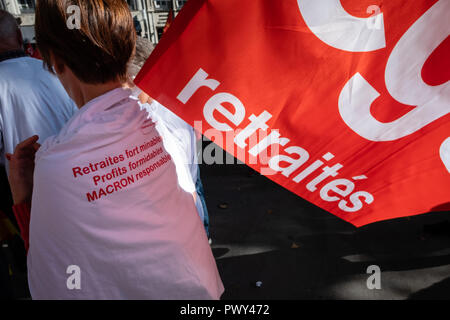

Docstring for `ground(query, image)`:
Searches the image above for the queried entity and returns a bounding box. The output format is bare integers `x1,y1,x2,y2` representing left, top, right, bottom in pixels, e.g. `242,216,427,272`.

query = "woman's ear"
49,52,65,75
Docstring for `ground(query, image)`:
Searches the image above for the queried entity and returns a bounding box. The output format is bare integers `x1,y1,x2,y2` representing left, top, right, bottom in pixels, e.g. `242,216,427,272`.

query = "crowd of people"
0,0,222,299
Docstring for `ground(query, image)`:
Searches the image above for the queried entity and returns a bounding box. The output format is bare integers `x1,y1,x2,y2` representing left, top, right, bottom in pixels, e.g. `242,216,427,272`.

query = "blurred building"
0,0,187,44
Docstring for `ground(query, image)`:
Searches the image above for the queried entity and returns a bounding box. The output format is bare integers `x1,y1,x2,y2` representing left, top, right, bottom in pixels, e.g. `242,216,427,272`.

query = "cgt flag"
135,0,450,227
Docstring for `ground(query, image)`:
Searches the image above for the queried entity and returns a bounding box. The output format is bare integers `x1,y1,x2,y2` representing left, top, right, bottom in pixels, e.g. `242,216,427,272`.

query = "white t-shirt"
28,87,223,299
0,56,77,171
138,98,204,220
130,89,198,191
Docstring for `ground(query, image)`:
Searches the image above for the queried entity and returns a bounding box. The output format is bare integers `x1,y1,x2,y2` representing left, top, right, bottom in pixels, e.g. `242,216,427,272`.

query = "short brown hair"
35,0,136,84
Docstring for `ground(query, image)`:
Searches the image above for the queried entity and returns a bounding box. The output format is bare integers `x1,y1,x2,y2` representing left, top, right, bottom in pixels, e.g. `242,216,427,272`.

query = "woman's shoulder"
37,90,148,158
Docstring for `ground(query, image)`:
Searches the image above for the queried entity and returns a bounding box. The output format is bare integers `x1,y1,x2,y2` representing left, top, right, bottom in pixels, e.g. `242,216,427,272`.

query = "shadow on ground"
200,160,450,300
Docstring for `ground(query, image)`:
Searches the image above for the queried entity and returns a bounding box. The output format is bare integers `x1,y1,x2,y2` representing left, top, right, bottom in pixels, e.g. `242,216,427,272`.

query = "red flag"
25,43,34,56
135,0,450,227
25,43,42,60
163,8,174,34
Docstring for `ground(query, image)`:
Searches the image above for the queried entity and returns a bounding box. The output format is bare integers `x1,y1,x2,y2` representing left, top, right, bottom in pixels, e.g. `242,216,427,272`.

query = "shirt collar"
0,50,27,63
77,87,133,118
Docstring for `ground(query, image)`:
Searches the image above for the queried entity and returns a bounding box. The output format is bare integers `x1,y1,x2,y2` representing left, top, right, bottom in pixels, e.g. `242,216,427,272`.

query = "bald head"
0,10,22,53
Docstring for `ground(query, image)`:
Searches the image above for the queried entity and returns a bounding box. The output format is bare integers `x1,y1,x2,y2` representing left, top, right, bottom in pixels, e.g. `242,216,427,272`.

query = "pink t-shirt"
27,87,223,299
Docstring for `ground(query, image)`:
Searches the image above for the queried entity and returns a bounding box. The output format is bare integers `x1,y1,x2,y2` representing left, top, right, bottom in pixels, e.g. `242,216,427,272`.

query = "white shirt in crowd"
28,87,223,299
0,56,77,171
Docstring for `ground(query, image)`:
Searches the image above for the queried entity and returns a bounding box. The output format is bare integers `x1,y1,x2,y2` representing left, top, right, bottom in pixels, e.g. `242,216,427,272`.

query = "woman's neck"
74,81,124,108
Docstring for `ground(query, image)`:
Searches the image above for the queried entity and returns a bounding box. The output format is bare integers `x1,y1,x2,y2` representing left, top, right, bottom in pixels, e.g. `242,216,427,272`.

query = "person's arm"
12,202,31,252
6,135,40,253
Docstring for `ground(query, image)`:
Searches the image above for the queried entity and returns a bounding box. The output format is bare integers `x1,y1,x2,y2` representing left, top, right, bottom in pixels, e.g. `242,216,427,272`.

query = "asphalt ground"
200,147,450,300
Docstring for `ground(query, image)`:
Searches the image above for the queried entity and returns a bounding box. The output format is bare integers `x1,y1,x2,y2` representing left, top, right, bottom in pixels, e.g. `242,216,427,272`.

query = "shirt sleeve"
12,202,31,253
